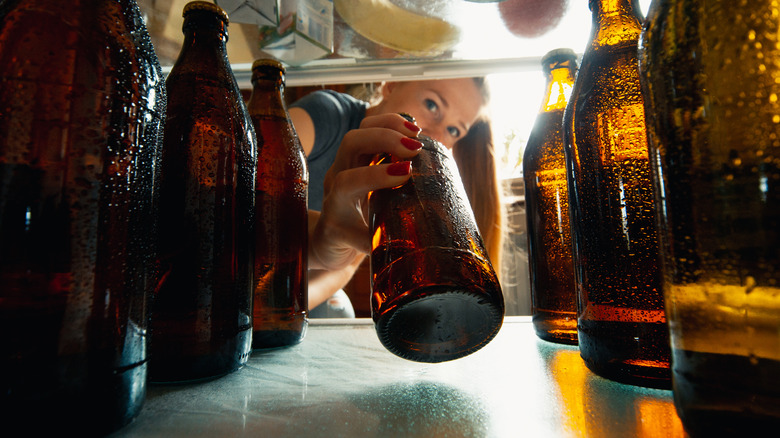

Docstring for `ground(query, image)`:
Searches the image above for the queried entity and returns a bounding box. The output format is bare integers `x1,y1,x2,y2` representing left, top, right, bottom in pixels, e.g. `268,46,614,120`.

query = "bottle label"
597,104,649,164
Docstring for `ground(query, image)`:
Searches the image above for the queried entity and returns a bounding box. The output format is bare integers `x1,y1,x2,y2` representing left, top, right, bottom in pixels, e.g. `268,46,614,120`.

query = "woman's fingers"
324,114,422,196
338,113,422,165
327,160,412,201
358,112,421,134
311,162,413,271
337,126,422,165
310,113,421,271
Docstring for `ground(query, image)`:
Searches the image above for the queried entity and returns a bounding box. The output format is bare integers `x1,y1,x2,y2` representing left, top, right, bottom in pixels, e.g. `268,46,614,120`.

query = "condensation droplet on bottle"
744,276,757,294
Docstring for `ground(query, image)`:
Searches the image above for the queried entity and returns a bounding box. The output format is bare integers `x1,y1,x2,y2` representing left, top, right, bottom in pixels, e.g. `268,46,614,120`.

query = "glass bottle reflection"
0,0,165,434
149,1,255,383
640,0,780,435
247,58,309,349
524,48,579,345
562,0,670,389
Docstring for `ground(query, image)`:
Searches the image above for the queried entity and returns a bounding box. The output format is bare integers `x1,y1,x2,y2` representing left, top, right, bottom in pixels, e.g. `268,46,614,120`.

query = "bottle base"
148,328,252,384
252,325,308,349
673,349,780,437
578,320,671,389
532,313,578,345
375,286,503,363
1,357,146,436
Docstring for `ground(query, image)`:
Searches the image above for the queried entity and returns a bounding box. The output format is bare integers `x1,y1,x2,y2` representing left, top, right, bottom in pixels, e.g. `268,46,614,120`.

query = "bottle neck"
248,70,287,117
589,0,643,47
180,11,229,57
541,60,578,112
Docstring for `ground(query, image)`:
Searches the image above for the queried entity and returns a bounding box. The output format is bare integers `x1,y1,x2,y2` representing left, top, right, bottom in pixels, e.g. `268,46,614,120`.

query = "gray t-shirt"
290,90,368,211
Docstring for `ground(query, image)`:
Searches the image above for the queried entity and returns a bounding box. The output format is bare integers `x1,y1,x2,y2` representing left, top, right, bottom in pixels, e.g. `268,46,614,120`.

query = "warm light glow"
485,0,653,179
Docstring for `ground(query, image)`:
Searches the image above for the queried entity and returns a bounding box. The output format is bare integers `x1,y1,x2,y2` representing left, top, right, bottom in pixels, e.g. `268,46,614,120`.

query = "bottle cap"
252,58,285,73
541,48,577,66
183,1,229,23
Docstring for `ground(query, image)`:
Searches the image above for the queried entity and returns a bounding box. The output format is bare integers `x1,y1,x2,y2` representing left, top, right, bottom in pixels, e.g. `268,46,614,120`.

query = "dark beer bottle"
149,1,256,383
0,0,165,434
561,0,671,388
523,48,579,345
369,134,505,363
246,58,309,349
640,0,780,434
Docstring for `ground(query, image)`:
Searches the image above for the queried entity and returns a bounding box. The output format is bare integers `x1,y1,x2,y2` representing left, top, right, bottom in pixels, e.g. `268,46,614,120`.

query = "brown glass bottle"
246,59,309,349
640,0,780,434
523,48,579,345
561,0,670,389
149,1,256,383
0,0,165,434
369,135,505,363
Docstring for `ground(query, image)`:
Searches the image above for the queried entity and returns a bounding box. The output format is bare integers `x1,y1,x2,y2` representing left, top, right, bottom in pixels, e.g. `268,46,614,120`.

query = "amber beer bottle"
523,48,579,345
0,0,165,434
561,0,670,388
246,59,309,349
369,134,505,363
640,0,780,434
149,1,256,382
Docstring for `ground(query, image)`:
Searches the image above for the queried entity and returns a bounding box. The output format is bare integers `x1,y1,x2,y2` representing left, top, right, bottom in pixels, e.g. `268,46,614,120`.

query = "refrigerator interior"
137,0,652,316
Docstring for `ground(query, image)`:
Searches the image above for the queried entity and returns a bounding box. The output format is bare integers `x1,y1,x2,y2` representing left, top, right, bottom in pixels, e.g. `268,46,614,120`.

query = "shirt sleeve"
289,90,367,211
290,90,364,162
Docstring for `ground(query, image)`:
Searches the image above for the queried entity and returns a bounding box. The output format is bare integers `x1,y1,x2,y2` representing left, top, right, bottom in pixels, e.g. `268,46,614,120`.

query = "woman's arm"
307,113,423,271
307,253,366,310
289,107,315,156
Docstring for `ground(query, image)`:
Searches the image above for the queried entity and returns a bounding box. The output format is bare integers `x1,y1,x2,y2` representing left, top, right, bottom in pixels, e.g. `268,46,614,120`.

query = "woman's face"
373,78,484,148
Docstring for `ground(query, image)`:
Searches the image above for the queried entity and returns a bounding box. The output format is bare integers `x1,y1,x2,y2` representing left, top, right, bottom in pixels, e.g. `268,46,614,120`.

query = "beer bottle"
640,0,780,434
561,0,670,388
0,0,165,434
149,1,256,383
523,48,579,345
246,58,309,349
369,133,505,363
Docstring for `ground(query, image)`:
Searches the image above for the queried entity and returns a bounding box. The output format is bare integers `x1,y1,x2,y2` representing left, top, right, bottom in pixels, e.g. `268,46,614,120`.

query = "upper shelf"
138,0,614,88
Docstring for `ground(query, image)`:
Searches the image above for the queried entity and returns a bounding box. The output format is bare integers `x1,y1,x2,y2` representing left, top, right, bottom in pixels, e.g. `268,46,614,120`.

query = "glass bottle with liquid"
149,1,256,383
562,0,671,389
0,0,166,434
369,134,505,363
523,48,579,345
246,58,309,349
640,0,780,434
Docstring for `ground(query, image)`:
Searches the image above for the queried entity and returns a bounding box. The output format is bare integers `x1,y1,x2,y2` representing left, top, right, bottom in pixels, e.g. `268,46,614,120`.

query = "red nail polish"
401,137,423,150
387,161,412,176
404,121,421,133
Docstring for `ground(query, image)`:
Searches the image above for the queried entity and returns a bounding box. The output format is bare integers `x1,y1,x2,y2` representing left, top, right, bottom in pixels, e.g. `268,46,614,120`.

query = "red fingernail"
387,161,412,176
404,121,421,133
401,137,423,150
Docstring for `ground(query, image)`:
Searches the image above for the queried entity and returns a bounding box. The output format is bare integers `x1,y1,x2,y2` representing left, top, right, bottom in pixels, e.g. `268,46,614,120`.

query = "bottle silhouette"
369,134,505,363
246,58,309,349
149,1,256,383
523,48,579,345
640,0,780,434
0,0,165,434
561,0,671,389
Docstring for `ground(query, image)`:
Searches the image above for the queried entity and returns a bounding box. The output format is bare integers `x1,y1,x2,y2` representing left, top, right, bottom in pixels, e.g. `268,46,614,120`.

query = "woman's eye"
447,126,461,138
424,99,439,114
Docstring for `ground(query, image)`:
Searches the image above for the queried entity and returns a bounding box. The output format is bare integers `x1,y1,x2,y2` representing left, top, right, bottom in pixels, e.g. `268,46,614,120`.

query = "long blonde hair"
453,116,504,273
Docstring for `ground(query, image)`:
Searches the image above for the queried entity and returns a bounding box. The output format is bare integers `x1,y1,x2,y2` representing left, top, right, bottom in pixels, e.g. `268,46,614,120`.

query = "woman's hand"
309,113,423,271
